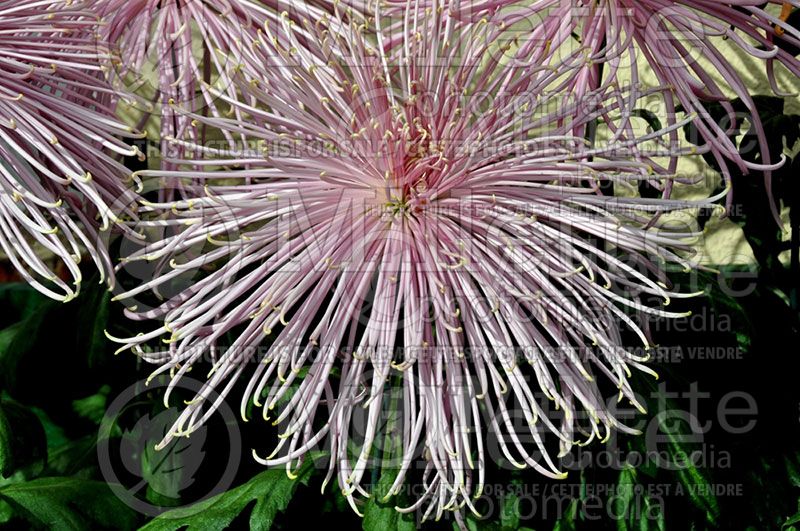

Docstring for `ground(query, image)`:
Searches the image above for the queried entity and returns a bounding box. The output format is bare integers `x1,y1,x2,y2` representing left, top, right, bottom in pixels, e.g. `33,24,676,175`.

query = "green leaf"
139,414,206,507
610,465,665,531
0,279,117,408
786,455,800,489
673,461,719,525
74,282,111,370
0,399,46,478
0,284,47,329
30,404,98,477
552,498,579,531
362,467,415,531
0,323,22,366
614,466,636,531
500,489,521,531
140,456,319,531
0,477,137,531
784,500,800,529
0,303,54,392
640,495,666,531
652,407,720,525
72,386,111,425
0,499,12,525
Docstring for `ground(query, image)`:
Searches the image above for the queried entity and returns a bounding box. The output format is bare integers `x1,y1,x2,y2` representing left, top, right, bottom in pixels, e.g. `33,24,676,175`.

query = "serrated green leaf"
140,456,319,531
0,477,137,531
117,408,207,507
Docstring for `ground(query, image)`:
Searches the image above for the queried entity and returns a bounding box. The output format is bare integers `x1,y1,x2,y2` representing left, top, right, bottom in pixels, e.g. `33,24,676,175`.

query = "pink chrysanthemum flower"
109,2,724,522
0,0,143,300
388,0,797,219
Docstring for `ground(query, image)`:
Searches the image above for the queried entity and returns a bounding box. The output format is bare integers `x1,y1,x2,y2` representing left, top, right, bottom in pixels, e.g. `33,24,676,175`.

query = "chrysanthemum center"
381,178,434,219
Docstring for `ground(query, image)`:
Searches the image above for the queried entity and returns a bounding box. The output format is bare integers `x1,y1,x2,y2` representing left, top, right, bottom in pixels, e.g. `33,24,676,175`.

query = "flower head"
111,1,724,521
0,0,143,300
